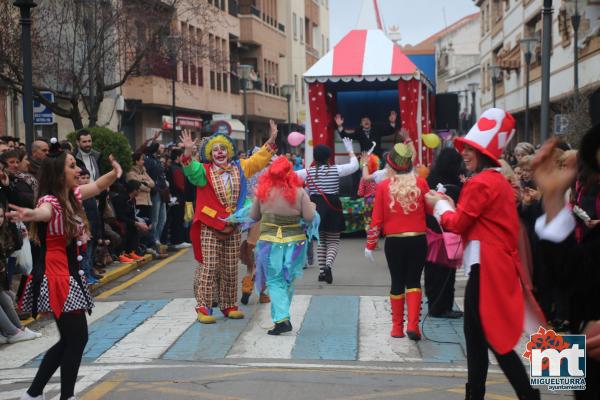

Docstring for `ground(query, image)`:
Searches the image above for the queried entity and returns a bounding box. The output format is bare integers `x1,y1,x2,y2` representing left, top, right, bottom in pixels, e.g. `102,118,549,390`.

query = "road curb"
90,254,153,291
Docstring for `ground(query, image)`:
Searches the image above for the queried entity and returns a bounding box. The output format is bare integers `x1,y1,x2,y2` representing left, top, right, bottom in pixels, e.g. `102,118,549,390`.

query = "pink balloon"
287,131,305,147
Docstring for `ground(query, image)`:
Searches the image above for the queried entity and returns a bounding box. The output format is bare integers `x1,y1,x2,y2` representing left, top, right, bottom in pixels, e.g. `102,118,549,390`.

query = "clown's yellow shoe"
223,307,244,319
196,306,216,324
197,313,216,324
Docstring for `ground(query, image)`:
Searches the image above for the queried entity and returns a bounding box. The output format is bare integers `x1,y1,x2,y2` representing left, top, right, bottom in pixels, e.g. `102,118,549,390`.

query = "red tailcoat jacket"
440,170,526,355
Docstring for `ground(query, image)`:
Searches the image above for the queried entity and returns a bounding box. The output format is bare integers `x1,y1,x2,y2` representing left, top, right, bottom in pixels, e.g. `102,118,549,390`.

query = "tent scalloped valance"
304,74,432,89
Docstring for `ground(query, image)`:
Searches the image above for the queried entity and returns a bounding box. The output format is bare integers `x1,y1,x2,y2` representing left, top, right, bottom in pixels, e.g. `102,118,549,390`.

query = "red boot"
390,294,405,338
406,289,422,341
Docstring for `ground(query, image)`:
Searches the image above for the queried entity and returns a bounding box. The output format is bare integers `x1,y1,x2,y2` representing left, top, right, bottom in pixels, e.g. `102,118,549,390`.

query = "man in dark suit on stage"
334,111,398,158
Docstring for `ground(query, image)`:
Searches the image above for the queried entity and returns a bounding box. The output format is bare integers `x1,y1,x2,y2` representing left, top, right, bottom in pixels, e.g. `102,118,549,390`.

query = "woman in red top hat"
8,137,122,400
426,108,542,400
364,143,430,341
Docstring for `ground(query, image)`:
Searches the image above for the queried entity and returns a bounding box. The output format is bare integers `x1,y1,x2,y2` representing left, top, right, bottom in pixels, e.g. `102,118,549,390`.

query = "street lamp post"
80,0,96,127
520,37,539,143
468,82,479,126
565,0,587,96
165,35,181,140
489,65,502,108
281,84,295,152
540,0,553,142
13,0,37,151
237,64,253,153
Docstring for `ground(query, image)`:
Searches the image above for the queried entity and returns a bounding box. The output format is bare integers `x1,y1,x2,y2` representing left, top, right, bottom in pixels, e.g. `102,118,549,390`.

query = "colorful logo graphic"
523,326,586,391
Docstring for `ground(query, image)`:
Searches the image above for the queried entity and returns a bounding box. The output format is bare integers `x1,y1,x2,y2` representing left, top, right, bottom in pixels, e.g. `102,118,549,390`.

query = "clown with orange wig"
249,156,317,335
357,154,381,232
179,122,277,324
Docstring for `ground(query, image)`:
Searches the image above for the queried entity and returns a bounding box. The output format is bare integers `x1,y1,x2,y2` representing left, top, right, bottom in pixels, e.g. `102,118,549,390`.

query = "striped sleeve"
74,186,83,204
37,195,63,235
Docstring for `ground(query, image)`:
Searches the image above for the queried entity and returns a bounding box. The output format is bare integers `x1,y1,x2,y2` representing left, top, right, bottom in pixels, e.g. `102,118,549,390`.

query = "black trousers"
424,262,457,315
137,205,151,221
384,236,427,295
167,203,185,245
28,312,88,400
465,265,535,399
124,223,140,253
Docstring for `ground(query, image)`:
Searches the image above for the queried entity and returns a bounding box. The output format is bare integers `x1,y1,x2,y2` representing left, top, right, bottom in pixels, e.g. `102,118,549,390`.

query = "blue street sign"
32,91,55,125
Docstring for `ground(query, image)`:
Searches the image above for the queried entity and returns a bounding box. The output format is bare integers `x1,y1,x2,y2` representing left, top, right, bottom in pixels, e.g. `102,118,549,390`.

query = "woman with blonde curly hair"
364,143,429,341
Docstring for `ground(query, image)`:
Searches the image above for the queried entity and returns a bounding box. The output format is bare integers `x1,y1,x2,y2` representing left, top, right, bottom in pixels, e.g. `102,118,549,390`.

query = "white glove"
436,183,447,194
342,137,354,153
367,141,376,155
364,248,375,263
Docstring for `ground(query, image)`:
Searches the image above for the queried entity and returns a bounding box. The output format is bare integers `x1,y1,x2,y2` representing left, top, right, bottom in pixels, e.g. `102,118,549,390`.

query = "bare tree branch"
0,0,224,130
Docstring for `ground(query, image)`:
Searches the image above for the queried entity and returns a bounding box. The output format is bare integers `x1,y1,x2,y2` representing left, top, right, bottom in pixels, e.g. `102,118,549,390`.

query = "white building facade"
435,14,481,134
476,0,600,144
282,0,329,128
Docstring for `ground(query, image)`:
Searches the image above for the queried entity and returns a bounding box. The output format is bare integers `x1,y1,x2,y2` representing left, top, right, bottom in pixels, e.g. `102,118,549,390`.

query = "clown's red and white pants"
193,224,241,310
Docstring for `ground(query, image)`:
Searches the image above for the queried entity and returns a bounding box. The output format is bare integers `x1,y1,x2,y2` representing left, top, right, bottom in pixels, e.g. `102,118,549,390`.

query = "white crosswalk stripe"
0,301,123,369
96,298,197,363
358,296,421,362
227,295,311,359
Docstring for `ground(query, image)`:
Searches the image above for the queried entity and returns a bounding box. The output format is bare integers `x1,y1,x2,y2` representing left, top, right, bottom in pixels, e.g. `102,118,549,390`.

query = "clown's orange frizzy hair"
255,156,302,206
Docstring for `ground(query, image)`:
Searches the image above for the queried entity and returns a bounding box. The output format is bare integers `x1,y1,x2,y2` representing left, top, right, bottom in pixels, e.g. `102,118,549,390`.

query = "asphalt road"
0,238,573,400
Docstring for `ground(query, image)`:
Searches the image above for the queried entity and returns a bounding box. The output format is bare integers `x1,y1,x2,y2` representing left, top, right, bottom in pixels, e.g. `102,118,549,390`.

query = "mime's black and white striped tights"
317,231,341,270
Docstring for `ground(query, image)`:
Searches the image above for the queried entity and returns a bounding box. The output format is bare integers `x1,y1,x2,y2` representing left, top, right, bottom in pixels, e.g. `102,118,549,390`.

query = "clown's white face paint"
212,144,229,166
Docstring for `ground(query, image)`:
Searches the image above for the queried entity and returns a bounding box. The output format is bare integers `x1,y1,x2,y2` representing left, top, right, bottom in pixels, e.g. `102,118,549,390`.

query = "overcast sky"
329,0,479,46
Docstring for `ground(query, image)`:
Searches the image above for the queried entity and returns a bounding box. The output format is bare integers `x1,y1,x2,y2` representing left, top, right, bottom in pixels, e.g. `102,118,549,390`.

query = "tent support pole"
417,79,423,165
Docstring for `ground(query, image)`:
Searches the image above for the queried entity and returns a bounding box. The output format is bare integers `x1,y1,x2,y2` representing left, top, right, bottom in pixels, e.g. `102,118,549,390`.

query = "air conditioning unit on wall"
116,95,125,112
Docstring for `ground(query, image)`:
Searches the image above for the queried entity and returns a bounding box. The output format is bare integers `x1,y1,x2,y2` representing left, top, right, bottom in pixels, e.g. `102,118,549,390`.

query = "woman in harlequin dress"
8,138,122,400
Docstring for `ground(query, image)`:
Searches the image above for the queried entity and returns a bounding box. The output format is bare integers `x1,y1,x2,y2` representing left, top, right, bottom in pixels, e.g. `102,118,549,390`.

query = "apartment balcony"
122,75,242,116
239,2,260,17
306,46,319,69
245,89,287,120
305,0,320,26
239,13,286,55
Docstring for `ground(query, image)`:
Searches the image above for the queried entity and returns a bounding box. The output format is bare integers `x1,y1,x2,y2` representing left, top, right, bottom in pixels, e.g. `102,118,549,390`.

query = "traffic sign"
554,114,569,135
33,92,55,125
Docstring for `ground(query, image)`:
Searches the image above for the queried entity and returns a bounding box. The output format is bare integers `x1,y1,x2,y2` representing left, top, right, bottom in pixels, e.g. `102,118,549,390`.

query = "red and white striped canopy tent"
303,29,434,165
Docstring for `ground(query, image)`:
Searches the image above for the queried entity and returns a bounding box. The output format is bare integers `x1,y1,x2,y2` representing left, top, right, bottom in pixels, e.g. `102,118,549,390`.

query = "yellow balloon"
422,133,441,149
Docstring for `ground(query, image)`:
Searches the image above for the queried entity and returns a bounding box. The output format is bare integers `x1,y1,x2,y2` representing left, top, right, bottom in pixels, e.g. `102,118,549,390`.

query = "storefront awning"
211,119,246,140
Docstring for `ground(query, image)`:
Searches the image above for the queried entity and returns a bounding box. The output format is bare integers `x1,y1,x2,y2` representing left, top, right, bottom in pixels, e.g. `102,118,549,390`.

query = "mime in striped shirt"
295,137,359,284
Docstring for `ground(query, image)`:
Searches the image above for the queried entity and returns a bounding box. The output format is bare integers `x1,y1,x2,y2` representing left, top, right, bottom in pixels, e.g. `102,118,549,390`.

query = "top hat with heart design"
454,108,516,166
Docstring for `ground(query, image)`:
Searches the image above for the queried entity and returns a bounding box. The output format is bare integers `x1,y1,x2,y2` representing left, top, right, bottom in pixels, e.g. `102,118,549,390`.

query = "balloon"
416,165,430,179
422,133,441,149
288,131,305,147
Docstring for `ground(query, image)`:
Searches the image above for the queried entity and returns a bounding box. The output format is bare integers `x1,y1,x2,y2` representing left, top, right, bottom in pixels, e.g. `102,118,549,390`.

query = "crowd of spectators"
498,140,599,334
0,131,196,345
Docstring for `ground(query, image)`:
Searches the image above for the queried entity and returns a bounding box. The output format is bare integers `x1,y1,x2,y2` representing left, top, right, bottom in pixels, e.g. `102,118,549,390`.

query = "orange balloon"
416,165,430,179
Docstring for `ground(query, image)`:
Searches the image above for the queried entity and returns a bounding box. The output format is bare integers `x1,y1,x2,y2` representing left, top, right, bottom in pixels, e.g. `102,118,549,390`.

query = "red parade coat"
183,145,275,264
189,165,234,264
439,170,534,355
